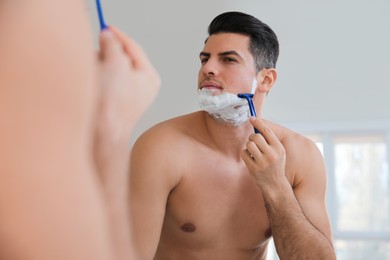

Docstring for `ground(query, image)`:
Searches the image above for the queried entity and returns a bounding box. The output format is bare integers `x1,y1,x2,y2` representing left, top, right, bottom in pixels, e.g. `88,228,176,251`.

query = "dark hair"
208,11,279,72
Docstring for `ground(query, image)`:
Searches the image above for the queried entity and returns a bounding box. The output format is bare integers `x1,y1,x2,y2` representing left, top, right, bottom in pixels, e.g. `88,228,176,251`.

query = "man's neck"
202,112,256,161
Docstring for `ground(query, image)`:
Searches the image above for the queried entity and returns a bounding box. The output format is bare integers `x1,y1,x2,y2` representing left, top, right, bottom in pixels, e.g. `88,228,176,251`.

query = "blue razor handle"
237,93,261,134
96,0,108,31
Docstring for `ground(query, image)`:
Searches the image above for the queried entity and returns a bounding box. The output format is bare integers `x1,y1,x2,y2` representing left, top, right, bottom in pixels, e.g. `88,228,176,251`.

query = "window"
267,121,390,260
334,135,389,233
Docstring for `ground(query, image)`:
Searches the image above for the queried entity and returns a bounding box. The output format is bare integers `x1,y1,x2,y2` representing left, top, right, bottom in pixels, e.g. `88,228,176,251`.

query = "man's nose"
201,59,219,77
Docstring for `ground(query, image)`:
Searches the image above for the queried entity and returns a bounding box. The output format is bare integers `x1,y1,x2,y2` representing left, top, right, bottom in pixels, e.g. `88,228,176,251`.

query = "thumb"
98,28,123,61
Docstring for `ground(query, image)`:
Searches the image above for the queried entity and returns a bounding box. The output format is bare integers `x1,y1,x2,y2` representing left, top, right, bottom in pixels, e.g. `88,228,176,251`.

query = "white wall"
89,0,390,142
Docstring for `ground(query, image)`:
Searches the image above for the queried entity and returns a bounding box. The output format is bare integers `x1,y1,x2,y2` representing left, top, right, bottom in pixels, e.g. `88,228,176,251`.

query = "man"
130,11,336,259
0,1,159,259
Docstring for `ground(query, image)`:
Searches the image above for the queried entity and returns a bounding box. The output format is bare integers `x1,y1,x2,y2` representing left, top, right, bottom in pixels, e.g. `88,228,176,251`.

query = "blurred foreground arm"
94,26,160,259
0,1,113,259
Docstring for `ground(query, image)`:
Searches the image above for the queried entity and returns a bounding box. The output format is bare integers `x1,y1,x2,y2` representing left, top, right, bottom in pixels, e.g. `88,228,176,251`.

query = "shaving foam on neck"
198,89,249,126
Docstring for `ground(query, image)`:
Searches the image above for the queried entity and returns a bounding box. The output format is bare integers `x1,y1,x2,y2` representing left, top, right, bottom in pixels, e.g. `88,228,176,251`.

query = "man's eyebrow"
199,52,210,58
219,51,242,58
199,51,242,59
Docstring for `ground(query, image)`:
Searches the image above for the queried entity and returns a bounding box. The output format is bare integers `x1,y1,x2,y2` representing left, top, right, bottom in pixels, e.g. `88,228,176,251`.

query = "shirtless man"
130,11,336,259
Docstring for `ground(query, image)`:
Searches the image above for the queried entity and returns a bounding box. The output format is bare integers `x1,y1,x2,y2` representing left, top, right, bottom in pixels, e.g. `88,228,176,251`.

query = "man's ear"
257,68,277,93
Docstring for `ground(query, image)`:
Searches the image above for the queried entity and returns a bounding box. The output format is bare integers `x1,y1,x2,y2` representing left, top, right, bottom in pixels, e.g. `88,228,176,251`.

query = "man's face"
198,33,257,95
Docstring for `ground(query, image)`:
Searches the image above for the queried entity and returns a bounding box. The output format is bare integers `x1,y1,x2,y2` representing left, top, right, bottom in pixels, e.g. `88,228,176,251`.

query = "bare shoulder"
130,112,204,177
270,122,319,152
132,112,202,151
266,120,326,187
266,120,320,156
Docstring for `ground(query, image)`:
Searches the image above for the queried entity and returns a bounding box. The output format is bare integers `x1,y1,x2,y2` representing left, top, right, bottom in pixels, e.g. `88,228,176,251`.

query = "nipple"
181,223,197,233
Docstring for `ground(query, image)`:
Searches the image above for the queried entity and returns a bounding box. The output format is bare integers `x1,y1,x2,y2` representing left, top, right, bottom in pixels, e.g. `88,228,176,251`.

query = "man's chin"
209,113,249,127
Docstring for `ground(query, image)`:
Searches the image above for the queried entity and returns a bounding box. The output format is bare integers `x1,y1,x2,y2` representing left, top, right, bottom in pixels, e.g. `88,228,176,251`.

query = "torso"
152,111,298,259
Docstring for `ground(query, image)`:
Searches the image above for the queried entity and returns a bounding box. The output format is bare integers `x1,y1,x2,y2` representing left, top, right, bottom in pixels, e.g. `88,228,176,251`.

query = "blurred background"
89,1,390,259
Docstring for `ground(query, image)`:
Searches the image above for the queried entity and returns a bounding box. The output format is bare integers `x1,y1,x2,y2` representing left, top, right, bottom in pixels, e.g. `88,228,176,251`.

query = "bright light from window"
334,135,389,232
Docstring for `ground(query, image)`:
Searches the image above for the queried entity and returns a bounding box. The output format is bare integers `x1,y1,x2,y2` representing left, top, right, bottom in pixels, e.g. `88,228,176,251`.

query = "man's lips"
200,81,223,90
201,85,223,90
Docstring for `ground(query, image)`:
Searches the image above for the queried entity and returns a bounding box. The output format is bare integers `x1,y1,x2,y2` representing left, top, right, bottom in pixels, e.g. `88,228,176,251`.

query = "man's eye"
224,57,237,62
200,58,208,64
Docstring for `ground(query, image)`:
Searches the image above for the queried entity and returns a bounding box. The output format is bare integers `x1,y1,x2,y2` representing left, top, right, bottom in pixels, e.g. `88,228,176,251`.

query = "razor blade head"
237,93,254,99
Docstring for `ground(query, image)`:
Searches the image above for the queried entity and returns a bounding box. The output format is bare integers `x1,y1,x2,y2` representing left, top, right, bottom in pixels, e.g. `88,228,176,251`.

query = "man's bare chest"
163,161,272,249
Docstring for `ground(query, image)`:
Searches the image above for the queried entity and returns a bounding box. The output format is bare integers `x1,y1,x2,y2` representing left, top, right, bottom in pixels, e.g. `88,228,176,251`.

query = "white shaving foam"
251,78,258,93
197,77,258,126
198,89,249,125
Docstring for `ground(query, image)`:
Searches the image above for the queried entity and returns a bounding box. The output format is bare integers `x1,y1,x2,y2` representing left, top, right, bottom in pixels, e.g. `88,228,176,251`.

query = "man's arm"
0,1,113,259
242,117,336,260
94,26,160,260
129,128,181,259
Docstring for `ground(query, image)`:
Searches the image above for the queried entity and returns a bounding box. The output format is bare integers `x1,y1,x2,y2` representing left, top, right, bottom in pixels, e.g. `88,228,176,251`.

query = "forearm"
263,181,336,260
95,23,160,259
104,174,134,260
94,121,135,260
